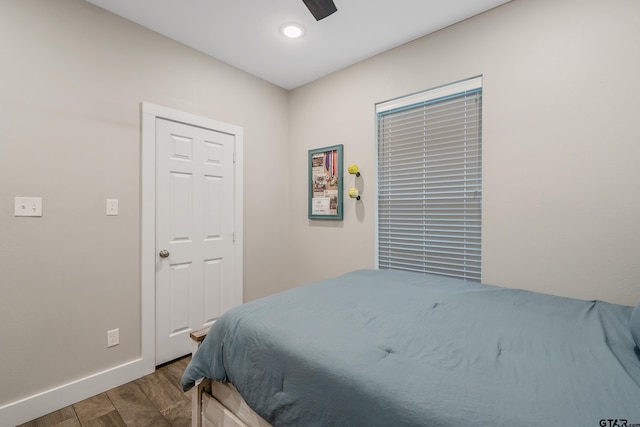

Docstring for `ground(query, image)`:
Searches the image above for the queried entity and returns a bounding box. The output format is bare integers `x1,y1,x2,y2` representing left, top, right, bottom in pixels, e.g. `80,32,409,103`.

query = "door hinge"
233,150,236,164
232,231,236,243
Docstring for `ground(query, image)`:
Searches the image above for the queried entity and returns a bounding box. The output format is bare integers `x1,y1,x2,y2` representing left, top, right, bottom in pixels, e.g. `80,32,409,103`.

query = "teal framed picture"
308,144,343,220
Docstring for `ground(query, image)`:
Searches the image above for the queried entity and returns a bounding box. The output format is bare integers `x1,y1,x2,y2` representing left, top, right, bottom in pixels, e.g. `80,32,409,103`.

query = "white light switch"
15,197,42,217
106,199,118,216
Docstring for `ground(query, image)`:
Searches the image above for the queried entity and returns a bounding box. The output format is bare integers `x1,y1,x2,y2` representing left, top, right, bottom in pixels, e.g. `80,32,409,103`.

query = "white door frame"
140,102,243,369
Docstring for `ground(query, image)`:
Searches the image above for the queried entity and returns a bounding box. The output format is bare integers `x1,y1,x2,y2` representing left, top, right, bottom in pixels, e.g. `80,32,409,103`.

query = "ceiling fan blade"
302,0,337,21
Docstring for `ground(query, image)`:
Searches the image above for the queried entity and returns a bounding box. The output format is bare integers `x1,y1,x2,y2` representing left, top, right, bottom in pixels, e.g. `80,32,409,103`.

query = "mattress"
182,269,640,426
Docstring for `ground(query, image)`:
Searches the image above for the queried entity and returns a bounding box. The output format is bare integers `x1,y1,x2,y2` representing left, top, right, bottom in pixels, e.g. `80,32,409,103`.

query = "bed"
181,269,640,427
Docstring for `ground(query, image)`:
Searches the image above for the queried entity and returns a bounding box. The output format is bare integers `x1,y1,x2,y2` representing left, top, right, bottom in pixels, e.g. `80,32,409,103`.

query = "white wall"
288,0,640,306
0,0,290,422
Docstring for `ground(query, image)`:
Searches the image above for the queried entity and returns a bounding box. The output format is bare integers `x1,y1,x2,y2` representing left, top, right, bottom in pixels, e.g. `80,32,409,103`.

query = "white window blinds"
376,77,482,282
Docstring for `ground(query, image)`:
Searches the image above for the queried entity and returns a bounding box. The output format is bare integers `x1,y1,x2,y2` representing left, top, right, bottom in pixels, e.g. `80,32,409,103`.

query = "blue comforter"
182,269,640,426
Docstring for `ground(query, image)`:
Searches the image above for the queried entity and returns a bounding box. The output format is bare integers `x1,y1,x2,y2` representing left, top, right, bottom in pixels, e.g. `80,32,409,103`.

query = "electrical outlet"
107,329,119,347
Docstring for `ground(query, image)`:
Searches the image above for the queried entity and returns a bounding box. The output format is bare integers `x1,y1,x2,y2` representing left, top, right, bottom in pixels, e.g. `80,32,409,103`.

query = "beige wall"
288,0,640,305
0,0,289,409
2,0,640,420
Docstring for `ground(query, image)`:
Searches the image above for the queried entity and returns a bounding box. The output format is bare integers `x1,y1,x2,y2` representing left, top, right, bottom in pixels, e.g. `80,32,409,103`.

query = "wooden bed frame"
190,327,272,427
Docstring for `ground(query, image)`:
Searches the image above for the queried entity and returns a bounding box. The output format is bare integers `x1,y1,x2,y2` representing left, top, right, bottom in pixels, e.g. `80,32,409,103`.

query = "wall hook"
349,187,361,200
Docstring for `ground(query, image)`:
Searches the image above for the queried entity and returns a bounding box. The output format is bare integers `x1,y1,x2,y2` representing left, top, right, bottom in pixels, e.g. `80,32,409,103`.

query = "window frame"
374,76,483,281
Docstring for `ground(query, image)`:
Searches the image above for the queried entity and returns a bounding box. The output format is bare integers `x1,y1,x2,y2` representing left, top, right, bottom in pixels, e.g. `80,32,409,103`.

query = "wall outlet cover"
107,329,119,347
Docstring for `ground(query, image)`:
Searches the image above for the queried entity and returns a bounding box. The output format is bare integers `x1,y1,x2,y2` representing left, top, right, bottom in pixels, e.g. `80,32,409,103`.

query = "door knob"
159,250,170,258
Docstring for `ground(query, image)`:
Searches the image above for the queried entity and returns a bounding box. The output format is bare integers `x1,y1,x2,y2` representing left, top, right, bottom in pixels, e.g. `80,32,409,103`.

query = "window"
376,77,482,282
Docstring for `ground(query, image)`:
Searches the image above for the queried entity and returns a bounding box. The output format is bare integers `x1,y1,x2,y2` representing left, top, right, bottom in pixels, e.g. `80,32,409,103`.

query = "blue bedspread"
182,269,640,426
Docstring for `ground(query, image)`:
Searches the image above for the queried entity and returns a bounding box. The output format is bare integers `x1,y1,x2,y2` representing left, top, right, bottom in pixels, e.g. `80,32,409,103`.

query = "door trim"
141,102,244,368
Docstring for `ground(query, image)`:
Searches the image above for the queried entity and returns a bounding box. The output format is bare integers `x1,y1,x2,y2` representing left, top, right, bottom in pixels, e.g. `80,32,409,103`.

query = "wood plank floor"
18,356,192,427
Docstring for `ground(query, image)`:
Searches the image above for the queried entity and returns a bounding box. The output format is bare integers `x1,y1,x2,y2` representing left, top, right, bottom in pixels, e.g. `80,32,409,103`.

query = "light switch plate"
15,197,42,217
106,199,118,216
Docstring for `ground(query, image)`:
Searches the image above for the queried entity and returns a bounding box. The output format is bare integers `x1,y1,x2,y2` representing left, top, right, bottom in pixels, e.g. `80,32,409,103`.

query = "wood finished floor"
18,356,192,427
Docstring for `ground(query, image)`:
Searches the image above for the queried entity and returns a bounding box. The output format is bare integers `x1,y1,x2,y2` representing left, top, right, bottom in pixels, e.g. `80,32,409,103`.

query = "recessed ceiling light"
280,23,305,39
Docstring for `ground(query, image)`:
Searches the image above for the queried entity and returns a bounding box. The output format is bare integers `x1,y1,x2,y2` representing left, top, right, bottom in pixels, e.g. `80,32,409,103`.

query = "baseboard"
0,357,154,426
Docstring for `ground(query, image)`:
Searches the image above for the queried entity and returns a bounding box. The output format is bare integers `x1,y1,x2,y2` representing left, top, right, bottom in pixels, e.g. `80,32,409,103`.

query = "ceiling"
86,0,512,90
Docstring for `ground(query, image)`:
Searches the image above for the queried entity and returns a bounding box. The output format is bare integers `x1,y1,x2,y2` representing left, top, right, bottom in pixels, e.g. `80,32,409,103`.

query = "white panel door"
156,118,236,365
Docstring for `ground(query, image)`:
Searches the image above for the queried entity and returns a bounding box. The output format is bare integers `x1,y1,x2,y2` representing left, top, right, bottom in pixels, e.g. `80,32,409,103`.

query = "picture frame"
308,144,343,220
